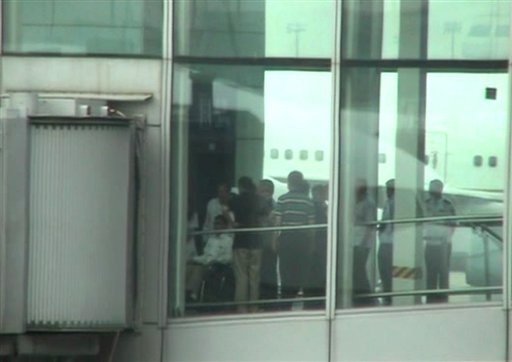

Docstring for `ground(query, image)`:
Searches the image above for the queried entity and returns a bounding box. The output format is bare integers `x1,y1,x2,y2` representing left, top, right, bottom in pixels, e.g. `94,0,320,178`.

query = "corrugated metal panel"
27,122,132,327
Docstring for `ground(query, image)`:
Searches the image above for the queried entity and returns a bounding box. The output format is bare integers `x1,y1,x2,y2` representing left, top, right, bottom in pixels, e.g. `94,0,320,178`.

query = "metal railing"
183,214,504,312
189,214,503,237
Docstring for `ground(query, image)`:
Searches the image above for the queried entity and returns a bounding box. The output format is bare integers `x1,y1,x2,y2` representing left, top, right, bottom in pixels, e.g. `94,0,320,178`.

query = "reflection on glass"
343,0,510,60
171,65,332,315
174,0,334,58
3,0,162,55
339,69,506,308
429,0,510,59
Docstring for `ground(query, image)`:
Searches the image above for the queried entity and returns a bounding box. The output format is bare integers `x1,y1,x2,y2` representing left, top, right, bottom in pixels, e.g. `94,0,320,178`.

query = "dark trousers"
259,246,278,303
378,243,393,305
353,246,371,306
425,243,451,303
278,231,309,299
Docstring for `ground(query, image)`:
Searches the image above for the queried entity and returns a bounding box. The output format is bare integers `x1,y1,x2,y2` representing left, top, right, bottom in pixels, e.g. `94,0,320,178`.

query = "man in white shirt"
353,180,376,305
186,215,233,302
202,182,233,241
423,179,456,303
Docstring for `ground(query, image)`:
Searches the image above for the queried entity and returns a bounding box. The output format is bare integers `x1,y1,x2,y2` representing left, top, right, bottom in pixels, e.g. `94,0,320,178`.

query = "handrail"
355,286,502,299
371,214,502,226
478,224,503,242
189,223,328,236
189,214,503,237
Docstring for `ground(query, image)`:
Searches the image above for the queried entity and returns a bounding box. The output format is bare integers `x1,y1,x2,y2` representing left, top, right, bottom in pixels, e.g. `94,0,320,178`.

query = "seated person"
186,215,233,302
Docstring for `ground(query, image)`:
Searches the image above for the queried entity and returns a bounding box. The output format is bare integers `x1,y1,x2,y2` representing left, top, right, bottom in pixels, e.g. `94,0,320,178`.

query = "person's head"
385,179,395,199
287,171,304,191
213,214,229,231
258,179,274,200
238,176,256,194
429,179,444,199
312,184,328,203
217,182,231,204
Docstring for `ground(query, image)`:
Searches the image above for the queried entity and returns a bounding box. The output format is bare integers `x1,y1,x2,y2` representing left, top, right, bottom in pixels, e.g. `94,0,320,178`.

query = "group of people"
186,173,457,311
356,178,456,305
185,171,328,312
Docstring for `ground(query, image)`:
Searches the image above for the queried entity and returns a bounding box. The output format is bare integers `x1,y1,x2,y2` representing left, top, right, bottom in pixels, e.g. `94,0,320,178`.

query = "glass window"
343,0,510,60
428,0,510,60
173,0,335,58
338,68,506,308
170,64,332,316
2,0,163,56
338,0,507,310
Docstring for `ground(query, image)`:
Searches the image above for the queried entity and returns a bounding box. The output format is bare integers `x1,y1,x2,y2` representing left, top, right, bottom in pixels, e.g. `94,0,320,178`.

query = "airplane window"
315,150,324,161
285,149,293,160
270,149,279,159
300,150,308,160
473,155,483,167
378,153,387,163
489,156,498,167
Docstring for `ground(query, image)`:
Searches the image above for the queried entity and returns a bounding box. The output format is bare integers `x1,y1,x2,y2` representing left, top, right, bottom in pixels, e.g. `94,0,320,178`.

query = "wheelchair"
199,262,235,306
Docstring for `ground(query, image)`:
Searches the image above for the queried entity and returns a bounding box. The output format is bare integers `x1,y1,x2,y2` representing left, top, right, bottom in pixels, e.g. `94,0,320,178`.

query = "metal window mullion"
327,0,342,324
504,0,512,313
503,4,512,361
157,0,173,328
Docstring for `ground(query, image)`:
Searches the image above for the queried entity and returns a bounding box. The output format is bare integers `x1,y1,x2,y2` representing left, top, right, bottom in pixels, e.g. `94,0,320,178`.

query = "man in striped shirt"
273,171,315,301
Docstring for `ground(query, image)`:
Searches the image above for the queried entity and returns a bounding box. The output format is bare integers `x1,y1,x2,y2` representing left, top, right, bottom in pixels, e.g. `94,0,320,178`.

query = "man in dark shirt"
231,176,262,313
258,179,278,304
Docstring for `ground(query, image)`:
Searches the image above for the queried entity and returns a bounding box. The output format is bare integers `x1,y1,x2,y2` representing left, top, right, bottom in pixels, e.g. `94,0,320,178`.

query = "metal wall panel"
164,317,329,362
332,307,505,361
0,110,29,333
27,122,132,327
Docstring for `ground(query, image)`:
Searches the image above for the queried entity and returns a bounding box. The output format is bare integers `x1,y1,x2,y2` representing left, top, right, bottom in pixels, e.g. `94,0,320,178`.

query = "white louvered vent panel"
28,123,131,327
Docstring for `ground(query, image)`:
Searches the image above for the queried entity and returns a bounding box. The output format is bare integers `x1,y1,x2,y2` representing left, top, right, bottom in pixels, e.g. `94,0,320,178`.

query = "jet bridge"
0,92,147,357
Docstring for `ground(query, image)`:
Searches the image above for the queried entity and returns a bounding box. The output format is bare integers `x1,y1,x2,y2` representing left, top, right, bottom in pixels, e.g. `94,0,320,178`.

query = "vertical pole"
393,0,428,305
338,0,383,308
